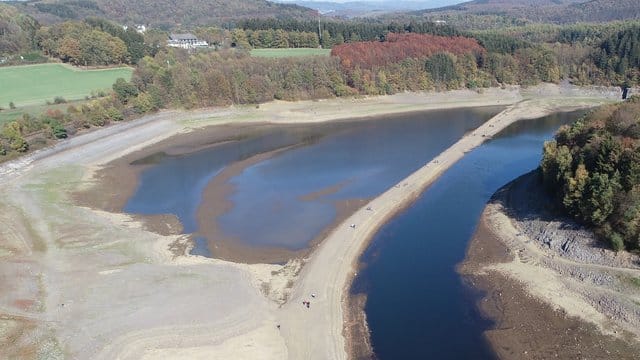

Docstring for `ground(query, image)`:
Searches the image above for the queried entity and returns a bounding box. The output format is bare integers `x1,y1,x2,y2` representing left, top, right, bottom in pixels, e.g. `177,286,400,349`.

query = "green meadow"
250,48,331,58
0,63,133,109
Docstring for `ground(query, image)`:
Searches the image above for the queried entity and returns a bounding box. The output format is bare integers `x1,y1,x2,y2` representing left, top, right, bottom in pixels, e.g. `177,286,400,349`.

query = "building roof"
169,33,198,41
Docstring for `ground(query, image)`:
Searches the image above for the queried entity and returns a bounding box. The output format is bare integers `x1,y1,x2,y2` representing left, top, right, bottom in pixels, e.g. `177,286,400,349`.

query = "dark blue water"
354,111,582,359
125,107,501,252
217,108,500,249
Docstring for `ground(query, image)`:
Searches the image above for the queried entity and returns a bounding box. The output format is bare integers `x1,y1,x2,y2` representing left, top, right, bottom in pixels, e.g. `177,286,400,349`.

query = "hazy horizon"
276,0,465,6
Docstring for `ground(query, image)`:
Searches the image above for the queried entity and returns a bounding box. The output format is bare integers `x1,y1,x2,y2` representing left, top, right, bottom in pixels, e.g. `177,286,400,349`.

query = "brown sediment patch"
299,180,350,202
0,314,38,359
197,157,369,263
12,299,35,312
460,214,640,359
194,143,303,264
343,292,374,360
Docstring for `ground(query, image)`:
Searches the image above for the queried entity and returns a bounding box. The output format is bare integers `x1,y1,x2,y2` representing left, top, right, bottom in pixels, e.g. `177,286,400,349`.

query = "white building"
167,33,209,49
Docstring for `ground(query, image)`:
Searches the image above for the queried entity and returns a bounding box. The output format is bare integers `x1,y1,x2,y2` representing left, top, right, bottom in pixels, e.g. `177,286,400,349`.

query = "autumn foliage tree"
331,33,485,71
38,21,128,65
330,33,489,93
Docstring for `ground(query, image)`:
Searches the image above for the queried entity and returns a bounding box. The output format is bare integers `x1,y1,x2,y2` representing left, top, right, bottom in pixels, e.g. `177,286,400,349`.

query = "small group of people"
302,293,316,308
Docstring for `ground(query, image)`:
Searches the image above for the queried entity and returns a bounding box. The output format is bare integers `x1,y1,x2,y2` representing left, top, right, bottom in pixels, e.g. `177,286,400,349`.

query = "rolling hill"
5,0,318,27
412,0,640,24
272,1,462,18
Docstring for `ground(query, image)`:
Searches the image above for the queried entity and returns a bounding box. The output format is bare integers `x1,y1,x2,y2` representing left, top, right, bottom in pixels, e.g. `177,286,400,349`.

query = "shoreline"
459,172,640,359
0,85,622,359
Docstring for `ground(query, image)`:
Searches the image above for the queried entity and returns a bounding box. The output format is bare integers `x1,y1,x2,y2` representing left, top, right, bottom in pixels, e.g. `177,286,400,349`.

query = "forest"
236,18,460,43
2,1,640,165
403,0,640,28
541,96,640,251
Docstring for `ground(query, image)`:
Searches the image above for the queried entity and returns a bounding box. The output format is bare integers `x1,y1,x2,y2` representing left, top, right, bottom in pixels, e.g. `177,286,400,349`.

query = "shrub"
88,107,108,126
133,92,153,113
49,121,68,139
113,78,139,103
10,136,28,152
53,96,67,104
608,232,625,252
106,107,124,121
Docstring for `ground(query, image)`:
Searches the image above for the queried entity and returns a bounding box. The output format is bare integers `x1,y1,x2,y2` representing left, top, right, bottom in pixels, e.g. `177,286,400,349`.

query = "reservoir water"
124,107,501,254
352,111,582,359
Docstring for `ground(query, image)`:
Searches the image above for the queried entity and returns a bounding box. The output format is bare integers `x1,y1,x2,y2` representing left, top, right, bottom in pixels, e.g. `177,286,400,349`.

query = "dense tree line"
235,18,460,47
231,28,320,49
541,97,640,251
331,32,561,91
0,4,39,57
471,32,532,54
462,21,640,86
332,33,484,70
593,26,640,86
37,21,128,65
84,17,148,63
132,49,351,107
36,18,155,65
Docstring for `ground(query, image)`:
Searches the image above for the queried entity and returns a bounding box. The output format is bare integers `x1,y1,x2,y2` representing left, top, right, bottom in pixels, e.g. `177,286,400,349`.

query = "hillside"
6,0,318,27
0,3,39,57
272,1,461,18
411,0,640,25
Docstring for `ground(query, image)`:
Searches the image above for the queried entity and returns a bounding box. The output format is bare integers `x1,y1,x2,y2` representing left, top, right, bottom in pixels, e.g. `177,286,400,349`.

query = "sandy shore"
460,172,640,359
0,85,621,359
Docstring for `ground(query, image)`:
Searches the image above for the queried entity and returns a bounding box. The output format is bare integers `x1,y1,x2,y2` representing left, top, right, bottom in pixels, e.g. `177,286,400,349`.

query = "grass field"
0,63,133,108
250,48,331,58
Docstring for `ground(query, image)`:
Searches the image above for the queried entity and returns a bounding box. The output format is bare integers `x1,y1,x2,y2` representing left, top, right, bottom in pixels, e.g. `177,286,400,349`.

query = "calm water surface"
353,112,582,359
125,107,500,253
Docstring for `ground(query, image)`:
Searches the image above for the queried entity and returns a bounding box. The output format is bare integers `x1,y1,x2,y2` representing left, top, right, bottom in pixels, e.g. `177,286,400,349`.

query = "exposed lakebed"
123,107,501,261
